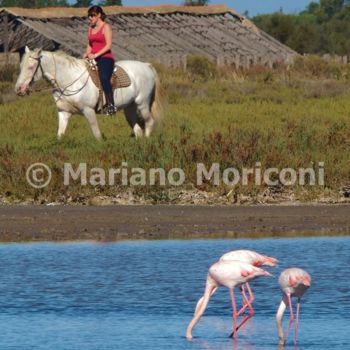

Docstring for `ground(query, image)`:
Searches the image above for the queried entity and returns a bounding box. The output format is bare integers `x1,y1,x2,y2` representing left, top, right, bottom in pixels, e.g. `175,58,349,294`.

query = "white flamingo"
276,267,311,346
194,249,278,332
186,260,271,340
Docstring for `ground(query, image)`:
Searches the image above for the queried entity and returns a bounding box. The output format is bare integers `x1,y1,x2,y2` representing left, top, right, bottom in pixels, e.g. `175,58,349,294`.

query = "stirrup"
103,103,117,116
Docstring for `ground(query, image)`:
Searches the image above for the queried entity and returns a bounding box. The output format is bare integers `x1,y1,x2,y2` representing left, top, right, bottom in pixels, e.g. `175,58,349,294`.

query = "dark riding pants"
96,57,114,95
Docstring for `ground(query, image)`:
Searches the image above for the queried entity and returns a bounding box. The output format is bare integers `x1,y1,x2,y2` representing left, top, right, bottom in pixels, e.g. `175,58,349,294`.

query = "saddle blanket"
87,60,131,90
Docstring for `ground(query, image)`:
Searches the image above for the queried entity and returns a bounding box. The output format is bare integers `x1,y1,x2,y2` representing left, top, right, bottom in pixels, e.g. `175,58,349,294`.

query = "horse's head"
15,46,43,96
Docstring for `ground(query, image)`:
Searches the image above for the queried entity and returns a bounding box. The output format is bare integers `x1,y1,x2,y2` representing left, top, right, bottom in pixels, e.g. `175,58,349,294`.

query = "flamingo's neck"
276,298,287,345
186,278,217,340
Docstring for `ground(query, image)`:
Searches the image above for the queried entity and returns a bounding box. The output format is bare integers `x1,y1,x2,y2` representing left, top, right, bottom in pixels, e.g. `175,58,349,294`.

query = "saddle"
86,59,131,112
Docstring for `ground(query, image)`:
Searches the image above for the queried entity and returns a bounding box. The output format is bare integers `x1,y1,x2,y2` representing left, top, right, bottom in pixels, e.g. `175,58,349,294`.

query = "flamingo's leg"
285,293,294,341
243,283,255,317
237,283,255,317
245,283,255,306
294,298,301,345
236,296,254,331
229,285,254,337
229,288,238,340
236,285,249,316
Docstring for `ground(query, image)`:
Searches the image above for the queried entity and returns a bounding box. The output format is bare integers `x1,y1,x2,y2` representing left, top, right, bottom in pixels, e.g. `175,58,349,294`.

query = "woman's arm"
89,24,113,59
83,44,92,58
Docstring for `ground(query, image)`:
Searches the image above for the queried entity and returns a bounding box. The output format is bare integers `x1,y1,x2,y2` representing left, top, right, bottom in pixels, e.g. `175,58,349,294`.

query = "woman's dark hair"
88,6,106,21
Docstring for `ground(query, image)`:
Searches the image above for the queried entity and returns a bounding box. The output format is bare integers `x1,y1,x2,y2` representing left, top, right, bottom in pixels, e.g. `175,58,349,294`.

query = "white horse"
15,47,163,139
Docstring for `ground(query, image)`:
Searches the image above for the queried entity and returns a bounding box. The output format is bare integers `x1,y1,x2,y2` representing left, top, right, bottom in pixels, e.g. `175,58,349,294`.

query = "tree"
287,22,320,54
183,0,209,6
254,13,295,44
0,0,36,6
306,1,320,14
0,0,68,6
73,0,92,8
319,0,345,19
323,14,350,54
41,0,68,6
100,0,122,5
0,0,17,5
49,0,68,5
252,0,350,55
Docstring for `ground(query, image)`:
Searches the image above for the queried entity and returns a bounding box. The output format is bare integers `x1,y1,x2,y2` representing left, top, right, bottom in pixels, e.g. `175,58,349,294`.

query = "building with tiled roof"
0,5,296,67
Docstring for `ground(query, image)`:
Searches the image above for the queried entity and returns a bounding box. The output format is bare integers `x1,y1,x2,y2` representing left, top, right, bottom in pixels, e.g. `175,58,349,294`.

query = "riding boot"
104,92,117,115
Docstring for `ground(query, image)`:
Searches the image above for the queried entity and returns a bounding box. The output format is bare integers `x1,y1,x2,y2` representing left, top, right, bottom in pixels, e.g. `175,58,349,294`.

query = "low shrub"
186,55,217,80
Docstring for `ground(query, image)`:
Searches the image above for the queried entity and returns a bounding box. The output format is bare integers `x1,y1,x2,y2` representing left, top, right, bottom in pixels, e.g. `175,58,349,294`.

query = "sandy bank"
0,204,349,242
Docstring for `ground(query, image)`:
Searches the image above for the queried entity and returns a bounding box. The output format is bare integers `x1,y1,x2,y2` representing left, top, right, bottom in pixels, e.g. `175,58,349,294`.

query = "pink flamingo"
194,250,278,328
276,268,311,346
186,260,271,340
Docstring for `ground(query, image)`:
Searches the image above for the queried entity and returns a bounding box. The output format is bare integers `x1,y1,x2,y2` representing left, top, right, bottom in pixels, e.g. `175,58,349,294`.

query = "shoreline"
0,204,349,242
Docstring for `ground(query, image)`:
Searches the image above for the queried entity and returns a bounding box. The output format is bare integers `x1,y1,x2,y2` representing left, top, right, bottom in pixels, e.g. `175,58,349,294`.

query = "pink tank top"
88,24,114,60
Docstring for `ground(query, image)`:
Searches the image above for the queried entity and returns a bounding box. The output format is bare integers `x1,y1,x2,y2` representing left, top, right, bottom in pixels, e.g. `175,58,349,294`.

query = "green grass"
1,57,350,204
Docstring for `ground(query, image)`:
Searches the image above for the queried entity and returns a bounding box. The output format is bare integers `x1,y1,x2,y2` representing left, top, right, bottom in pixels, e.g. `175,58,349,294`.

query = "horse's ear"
25,46,30,53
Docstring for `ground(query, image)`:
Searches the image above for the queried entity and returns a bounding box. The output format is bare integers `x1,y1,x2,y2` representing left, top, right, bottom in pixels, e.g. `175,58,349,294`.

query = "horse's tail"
147,63,164,122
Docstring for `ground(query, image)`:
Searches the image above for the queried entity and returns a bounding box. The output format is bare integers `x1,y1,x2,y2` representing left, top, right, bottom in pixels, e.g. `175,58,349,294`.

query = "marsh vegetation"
0,56,350,204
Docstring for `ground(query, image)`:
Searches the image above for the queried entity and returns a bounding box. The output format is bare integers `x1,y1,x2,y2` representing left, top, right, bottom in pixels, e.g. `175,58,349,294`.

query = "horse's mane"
51,50,86,68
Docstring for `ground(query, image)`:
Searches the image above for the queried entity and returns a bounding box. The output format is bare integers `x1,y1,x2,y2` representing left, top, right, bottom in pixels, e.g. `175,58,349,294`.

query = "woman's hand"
87,53,97,59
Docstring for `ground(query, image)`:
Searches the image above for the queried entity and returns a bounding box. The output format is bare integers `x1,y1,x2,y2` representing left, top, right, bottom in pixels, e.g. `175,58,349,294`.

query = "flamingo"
194,250,278,332
186,260,271,340
276,268,311,346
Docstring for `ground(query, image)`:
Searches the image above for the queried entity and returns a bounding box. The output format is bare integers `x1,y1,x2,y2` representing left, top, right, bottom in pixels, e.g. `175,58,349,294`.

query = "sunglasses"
88,14,97,18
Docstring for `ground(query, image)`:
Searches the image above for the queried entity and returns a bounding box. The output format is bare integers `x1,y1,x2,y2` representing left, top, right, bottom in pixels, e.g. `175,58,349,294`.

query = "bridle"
25,53,90,98
25,54,43,92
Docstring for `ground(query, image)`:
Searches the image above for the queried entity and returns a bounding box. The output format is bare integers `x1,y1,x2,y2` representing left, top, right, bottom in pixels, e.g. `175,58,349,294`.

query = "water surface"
0,237,349,349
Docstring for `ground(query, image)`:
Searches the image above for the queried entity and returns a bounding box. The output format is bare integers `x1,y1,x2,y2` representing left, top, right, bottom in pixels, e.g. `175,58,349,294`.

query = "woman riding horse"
15,47,162,139
83,5,117,116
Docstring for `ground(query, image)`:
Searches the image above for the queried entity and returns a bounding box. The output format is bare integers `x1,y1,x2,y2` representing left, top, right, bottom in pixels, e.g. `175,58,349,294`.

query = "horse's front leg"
57,110,72,139
82,107,102,140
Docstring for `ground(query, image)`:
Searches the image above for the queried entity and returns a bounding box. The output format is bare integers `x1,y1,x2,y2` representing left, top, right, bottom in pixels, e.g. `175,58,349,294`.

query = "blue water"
0,237,349,350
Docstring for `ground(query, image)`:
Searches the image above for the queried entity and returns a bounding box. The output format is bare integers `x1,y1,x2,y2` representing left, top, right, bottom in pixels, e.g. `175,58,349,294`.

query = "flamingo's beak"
303,276,311,287
278,338,286,346
265,256,279,266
